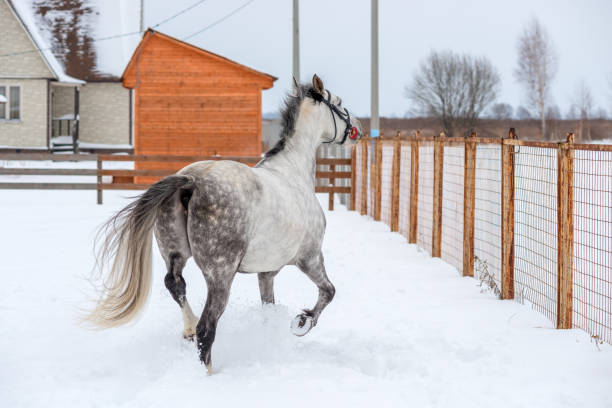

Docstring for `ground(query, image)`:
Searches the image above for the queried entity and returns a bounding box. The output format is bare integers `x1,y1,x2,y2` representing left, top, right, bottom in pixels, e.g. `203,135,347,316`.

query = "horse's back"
174,159,324,273
178,160,262,201
179,160,255,184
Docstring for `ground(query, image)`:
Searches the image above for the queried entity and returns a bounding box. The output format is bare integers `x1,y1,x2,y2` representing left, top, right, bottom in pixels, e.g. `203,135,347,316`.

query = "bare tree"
565,105,579,120
405,50,500,136
593,107,607,119
515,106,532,120
515,18,557,139
572,80,594,141
489,103,513,119
545,104,562,140
546,104,561,120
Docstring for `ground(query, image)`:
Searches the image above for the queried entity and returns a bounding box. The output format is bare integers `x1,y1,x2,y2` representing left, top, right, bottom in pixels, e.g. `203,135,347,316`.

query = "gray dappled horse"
86,75,362,373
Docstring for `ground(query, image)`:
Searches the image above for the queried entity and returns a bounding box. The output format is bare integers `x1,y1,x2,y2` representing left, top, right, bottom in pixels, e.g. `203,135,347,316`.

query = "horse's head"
295,74,363,145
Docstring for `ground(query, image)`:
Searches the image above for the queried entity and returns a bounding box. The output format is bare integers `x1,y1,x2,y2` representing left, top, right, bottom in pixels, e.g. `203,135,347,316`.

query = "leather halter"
320,92,354,145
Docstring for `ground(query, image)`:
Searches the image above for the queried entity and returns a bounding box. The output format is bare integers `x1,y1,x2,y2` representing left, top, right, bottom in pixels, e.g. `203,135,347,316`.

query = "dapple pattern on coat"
85,75,362,373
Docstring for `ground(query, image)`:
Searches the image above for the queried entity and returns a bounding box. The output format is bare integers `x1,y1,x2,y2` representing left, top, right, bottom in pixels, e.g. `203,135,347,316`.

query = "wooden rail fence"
0,154,352,210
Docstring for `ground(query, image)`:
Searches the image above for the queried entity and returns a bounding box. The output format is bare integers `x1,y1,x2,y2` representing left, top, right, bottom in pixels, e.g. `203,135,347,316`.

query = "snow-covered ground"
1,190,611,408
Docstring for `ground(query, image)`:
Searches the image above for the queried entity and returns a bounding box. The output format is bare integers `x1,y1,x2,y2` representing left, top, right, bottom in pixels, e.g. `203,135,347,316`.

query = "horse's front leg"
257,271,279,305
292,251,335,336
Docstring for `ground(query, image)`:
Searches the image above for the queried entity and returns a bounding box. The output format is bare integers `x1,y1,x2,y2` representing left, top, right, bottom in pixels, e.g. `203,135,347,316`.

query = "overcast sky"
144,0,612,117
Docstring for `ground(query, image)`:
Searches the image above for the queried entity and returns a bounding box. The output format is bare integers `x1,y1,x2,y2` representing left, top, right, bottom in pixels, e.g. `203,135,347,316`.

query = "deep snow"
1,190,611,408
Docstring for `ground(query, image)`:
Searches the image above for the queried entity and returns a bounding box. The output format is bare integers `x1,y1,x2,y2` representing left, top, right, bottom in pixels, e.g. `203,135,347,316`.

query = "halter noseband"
320,92,358,144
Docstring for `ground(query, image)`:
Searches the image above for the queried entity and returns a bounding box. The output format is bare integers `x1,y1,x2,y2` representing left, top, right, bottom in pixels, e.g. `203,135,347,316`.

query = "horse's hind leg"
155,189,198,339
196,272,235,374
190,242,243,372
185,176,249,373
292,251,335,336
163,253,198,339
257,271,279,304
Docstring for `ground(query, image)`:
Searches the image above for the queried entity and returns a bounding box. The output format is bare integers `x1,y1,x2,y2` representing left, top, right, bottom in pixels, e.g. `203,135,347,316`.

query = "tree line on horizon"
404,17,612,140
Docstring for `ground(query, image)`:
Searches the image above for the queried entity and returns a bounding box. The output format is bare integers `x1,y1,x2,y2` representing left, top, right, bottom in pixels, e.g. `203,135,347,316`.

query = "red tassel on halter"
349,127,359,140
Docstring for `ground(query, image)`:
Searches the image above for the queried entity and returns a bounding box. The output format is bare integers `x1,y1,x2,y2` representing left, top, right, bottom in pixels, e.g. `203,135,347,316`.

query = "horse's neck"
262,124,321,187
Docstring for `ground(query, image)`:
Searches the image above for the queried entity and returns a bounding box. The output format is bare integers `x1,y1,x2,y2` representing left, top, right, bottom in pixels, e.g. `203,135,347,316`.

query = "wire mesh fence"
441,144,464,272
514,146,559,322
352,133,612,343
398,142,412,239
573,149,612,343
474,144,502,289
380,142,394,227
417,142,434,254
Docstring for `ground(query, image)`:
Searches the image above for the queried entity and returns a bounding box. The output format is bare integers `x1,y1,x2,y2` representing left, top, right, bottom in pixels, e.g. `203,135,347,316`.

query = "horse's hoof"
182,328,196,341
291,314,314,336
206,363,213,376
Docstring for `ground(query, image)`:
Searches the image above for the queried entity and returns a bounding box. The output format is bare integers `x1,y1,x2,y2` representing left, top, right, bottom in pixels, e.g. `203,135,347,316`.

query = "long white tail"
84,175,193,328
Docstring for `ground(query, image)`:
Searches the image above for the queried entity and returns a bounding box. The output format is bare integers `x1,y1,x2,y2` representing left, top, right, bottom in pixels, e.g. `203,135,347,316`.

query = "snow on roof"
7,0,83,84
10,0,139,82
91,0,140,79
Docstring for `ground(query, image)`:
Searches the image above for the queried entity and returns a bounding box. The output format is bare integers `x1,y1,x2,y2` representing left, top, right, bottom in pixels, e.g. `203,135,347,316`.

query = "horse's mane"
263,84,323,159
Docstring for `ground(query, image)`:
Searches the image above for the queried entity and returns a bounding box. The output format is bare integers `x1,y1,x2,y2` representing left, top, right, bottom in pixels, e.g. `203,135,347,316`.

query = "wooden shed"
122,29,276,181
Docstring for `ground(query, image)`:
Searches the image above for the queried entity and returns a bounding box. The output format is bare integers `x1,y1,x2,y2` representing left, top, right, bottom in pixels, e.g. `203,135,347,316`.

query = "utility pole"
140,0,145,32
293,0,300,82
370,0,379,138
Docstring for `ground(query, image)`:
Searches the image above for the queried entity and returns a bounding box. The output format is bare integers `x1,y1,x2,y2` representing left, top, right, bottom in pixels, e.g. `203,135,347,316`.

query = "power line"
0,31,140,59
183,0,255,41
0,0,208,59
152,0,207,29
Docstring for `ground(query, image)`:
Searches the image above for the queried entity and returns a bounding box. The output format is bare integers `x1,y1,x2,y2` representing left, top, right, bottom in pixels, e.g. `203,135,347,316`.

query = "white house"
0,0,138,152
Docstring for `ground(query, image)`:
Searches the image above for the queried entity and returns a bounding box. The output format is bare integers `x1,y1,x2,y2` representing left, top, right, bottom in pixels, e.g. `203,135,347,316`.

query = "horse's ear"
312,74,325,94
292,76,302,97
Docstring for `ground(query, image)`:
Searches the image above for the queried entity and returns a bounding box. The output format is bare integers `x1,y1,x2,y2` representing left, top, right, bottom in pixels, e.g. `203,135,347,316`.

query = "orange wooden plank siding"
122,30,276,183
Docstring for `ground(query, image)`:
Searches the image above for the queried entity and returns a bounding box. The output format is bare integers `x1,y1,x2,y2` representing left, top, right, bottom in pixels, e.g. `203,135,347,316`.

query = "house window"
0,86,6,120
0,85,21,120
9,86,20,120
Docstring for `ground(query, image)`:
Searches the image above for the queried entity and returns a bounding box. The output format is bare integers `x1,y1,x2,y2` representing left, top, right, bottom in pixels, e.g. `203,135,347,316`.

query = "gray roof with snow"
8,0,139,82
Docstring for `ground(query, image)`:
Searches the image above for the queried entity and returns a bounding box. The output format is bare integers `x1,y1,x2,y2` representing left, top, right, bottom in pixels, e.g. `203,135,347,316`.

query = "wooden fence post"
328,164,335,211
374,136,383,221
361,139,368,215
390,131,401,232
463,132,477,277
370,139,377,217
409,131,420,243
501,128,516,299
96,156,103,205
557,132,574,329
350,145,357,211
432,132,445,257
